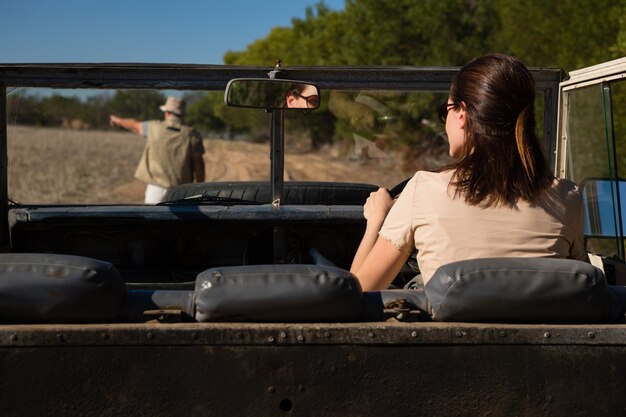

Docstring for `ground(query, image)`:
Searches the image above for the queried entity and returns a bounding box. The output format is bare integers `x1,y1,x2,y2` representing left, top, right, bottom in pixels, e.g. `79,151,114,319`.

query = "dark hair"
284,83,308,107
447,53,554,207
290,83,309,94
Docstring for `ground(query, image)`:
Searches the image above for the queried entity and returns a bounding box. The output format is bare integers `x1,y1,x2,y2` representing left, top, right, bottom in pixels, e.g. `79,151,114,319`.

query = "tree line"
8,0,626,150
225,0,625,70
8,90,165,131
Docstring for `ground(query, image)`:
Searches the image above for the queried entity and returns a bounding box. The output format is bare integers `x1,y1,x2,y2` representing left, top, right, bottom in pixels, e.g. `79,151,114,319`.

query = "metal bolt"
499,331,507,338
298,385,305,392
268,336,275,343
411,331,418,338
324,332,332,339
587,332,595,339
296,335,304,342
455,331,463,338
101,333,109,340
56,334,65,343
267,386,276,394
368,332,375,338
543,332,551,339
9,334,17,342
147,332,155,340
279,331,287,339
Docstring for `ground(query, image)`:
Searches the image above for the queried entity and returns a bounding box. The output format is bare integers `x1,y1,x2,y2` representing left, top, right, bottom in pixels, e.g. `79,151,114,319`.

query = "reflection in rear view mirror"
224,79,320,110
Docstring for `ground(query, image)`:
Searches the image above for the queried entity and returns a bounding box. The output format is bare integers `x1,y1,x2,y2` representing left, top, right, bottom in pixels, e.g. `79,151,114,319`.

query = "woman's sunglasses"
292,91,320,108
437,102,457,124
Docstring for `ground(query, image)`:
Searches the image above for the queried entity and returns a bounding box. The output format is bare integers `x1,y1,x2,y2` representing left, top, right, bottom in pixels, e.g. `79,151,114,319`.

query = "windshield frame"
0,63,563,218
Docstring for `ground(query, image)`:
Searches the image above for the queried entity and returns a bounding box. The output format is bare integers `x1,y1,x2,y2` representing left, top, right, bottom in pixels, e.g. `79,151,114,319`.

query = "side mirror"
581,178,626,237
224,79,320,110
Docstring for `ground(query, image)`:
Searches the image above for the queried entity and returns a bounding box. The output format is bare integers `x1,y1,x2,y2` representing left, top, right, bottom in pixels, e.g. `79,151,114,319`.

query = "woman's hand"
351,187,402,284
363,188,394,230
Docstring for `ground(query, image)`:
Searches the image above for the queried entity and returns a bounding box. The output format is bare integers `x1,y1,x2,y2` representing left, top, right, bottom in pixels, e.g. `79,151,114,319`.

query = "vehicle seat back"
426,258,618,323
194,264,363,322
0,253,126,323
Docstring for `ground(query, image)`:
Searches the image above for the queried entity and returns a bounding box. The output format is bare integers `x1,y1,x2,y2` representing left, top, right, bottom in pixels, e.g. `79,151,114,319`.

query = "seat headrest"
426,258,614,323
194,264,363,322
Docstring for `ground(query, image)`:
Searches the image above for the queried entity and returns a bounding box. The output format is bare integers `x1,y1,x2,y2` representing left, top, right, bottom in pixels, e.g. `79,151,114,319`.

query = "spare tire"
163,181,378,205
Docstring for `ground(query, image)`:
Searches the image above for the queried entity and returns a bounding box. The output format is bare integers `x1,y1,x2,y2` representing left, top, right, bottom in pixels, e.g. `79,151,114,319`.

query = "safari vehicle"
1,58,626,417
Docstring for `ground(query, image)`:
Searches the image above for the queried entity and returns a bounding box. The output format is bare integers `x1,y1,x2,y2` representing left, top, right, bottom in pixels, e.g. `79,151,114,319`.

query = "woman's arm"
350,188,410,291
351,236,408,291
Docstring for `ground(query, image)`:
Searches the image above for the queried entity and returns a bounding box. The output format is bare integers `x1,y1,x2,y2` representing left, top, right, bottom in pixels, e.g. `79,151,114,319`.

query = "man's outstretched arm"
109,115,143,135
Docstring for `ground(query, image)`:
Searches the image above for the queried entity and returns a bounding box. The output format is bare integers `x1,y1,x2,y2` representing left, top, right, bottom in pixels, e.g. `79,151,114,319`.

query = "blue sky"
0,0,346,64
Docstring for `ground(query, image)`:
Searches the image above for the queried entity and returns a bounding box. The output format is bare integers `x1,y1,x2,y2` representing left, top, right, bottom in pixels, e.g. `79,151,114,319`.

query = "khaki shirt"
380,170,587,284
134,118,204,189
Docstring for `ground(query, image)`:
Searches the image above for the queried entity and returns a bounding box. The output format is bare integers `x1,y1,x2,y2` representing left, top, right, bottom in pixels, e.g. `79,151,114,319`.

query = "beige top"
134,118,204,189
380,170,587,284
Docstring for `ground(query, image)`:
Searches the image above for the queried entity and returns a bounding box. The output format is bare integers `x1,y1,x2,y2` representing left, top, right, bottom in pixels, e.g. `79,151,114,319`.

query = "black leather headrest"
195,264,363,322
0,253,126,323
426,258,616,323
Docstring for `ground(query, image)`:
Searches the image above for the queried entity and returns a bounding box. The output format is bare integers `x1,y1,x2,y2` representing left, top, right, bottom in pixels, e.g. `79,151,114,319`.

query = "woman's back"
380,170,587,284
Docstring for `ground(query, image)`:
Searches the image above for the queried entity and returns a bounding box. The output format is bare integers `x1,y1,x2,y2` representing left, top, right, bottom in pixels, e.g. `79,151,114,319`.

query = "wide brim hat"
159,96,185,116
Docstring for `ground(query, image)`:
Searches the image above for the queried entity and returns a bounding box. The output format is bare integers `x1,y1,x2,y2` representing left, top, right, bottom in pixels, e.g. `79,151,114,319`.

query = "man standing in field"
109,97,205,204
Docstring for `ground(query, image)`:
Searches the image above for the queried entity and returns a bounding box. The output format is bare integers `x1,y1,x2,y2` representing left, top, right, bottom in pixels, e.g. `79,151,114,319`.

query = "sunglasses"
437,102,457,124
292,91,320,108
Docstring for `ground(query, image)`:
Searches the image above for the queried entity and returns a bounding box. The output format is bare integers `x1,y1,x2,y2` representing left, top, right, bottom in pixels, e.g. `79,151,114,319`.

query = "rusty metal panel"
0,323,625,416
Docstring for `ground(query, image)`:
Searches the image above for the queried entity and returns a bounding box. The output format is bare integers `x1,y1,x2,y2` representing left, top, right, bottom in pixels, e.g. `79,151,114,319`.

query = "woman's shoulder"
413,169,454,184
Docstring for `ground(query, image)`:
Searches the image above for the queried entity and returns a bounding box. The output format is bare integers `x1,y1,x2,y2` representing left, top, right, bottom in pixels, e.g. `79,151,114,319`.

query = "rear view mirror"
581,178,626,238
224,79,320,110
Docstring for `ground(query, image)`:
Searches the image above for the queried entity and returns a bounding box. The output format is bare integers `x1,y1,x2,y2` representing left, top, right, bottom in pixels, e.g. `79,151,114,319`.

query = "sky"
0,0,346,64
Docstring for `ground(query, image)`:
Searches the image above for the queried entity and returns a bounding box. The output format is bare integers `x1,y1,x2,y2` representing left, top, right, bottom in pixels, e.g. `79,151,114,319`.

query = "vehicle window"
564,82,623,257
565,84,615,181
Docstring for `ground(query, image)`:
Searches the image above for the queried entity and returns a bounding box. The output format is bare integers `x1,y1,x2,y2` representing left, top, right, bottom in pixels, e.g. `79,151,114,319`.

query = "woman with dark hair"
285,83,320,109
350,54,587,291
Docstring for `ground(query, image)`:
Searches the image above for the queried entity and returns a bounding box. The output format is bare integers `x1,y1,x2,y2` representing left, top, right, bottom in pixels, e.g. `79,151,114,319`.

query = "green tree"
186,92,226,134
81,94,112,130
225,0,496,67
222,0,499,150
491,0,625,70
7,93,45,126
108,90,165,121
222,0,626,152
40,95,82,126
338,0,496,65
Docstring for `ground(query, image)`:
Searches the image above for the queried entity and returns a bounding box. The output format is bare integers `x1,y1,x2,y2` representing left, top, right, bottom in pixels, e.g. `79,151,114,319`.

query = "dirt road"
8,126,410,204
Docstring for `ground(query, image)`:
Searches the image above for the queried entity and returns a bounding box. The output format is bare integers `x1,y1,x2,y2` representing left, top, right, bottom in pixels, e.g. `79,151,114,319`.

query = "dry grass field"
7,125,411,204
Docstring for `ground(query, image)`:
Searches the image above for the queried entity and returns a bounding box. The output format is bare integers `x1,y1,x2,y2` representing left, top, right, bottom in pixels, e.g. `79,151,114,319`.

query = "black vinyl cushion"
164,181,378,205
426,258,614,323
0,253,126,323
194,265,363,322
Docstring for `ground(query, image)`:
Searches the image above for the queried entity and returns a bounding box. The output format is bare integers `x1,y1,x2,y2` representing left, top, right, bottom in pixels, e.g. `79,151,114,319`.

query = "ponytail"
515,106,535,181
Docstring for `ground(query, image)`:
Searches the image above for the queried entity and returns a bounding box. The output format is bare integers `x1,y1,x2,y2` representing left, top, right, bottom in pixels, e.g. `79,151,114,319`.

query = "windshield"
6,86,450,204
6,83,546,205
